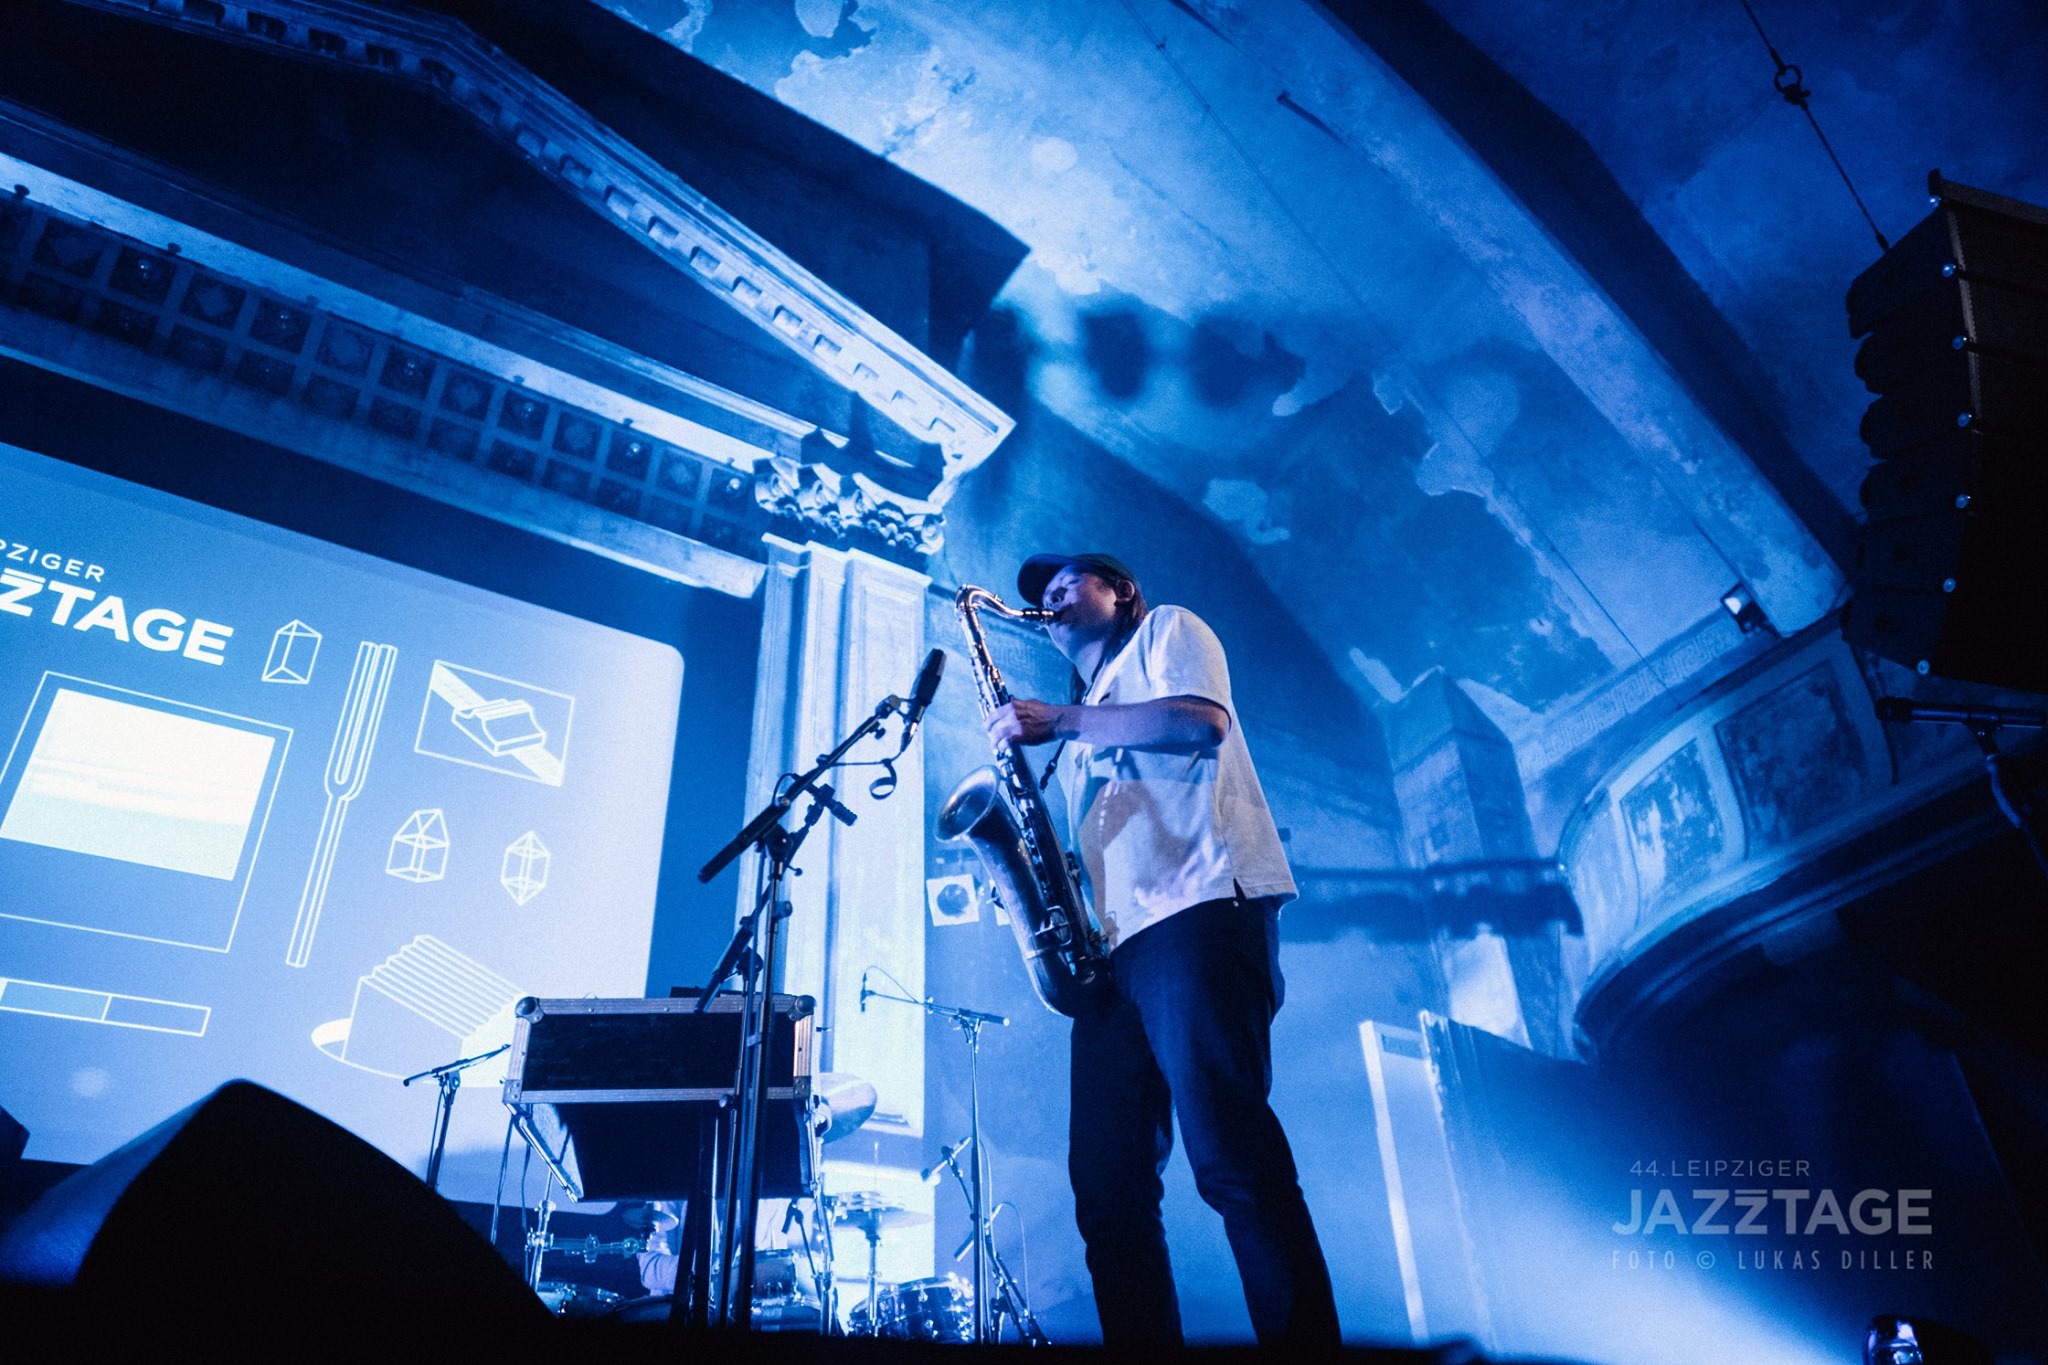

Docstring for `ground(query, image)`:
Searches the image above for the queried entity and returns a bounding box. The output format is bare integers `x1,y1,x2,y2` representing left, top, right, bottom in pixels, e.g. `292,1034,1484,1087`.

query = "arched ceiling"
602,0,2038,784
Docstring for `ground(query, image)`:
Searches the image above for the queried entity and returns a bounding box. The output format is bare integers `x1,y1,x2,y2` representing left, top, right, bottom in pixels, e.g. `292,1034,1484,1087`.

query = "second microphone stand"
934,1148,1050,1345
1877,698,2048,882
402,1042,508,1192
862,979,1013,1343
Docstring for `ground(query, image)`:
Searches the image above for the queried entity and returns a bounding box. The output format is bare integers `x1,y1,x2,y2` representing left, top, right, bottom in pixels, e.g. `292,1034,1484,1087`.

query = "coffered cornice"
62,0,1014,486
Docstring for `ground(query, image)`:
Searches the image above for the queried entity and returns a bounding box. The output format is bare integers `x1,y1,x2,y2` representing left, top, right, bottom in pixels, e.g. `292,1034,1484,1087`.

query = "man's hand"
987,698,1068,746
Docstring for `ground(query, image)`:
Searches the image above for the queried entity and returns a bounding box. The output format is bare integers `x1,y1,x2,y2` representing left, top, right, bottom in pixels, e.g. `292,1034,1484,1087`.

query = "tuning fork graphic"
287,641,397,968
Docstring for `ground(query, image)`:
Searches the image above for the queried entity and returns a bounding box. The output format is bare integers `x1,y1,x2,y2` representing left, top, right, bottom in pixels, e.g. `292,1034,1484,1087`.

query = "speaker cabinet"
1843,173,2048,691
0,1081,547,1341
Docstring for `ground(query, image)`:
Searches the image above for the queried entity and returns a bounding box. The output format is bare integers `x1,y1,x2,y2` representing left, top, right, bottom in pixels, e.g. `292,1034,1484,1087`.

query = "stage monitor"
0,441,682,1199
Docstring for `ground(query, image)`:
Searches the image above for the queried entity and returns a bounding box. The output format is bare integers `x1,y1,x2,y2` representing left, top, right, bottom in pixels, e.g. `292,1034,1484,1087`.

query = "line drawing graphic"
387,808,449,883
0,976,211,1036
286,641,397,967
500,830,550,905
0,672,291,953
414,661,573,787
263,619,322,684
310,934,518,1079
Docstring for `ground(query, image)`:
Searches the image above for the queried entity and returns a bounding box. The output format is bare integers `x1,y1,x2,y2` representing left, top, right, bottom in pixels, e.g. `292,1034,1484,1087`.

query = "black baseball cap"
1017,552,1139,608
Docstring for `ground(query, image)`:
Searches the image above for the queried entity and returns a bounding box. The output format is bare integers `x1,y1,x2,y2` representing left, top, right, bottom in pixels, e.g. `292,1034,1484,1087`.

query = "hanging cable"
1736,0,1890,252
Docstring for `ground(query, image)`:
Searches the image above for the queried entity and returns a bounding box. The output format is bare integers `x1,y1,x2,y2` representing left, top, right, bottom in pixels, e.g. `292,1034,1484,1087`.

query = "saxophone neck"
956,583,1056,625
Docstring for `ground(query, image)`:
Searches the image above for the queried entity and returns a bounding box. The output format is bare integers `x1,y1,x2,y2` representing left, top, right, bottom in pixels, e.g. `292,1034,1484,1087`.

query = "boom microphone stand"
716,784,840,1329
1876,698,2048,881
935,1153,1050,1345
403,1042,509,1192
695,653,942,1329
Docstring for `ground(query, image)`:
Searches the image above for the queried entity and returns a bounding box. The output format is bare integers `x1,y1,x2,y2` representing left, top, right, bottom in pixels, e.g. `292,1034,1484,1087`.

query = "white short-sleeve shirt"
1057,605,1297,950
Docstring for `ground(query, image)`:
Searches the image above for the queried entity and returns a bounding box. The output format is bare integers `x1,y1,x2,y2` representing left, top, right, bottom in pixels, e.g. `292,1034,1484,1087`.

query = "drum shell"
536,1281,622,1318
894,1274,974,1342
751,1248,822,1330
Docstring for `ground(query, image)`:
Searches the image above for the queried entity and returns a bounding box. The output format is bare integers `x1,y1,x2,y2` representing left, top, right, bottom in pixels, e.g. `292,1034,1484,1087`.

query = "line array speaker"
1842,172,2048,692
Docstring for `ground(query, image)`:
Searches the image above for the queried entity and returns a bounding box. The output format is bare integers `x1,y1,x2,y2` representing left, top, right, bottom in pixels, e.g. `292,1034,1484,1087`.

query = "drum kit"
828,1189,962,1342
741,1189,976,1342
525,1068,1014,1344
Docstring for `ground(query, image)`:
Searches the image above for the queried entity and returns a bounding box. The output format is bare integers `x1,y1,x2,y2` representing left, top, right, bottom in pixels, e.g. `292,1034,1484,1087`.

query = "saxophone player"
984,552,1340,1348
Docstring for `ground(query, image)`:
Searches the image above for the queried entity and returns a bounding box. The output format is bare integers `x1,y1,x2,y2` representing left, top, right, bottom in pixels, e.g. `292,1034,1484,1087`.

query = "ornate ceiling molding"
0,154,959,582
0,173,779,592
63,0,1014,485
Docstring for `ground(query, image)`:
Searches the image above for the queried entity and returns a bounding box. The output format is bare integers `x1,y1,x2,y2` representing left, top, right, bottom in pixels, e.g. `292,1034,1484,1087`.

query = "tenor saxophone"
935,585,1109,1016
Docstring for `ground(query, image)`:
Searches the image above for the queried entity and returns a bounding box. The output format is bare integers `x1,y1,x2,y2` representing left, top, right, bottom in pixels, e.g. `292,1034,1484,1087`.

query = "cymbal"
812,1072,878,1143
619,1200,681,1234
827,1191,931,1237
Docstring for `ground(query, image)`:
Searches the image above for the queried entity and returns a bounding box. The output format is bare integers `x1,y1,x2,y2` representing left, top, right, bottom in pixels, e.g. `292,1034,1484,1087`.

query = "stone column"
742,537,928,1134
1387,670,1576,1055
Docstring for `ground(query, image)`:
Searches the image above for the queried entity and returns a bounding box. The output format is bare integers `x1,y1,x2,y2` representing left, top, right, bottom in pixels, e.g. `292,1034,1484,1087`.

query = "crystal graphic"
500,830,549,906
386,809,449,883
263,619,322,685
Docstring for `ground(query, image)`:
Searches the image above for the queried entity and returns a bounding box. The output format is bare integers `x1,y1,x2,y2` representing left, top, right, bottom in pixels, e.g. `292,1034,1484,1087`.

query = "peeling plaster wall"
1409,0,2048,515
614,2,1861,873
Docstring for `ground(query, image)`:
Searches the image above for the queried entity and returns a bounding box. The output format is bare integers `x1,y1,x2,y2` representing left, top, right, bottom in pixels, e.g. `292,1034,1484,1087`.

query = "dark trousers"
1068,895,1340,1347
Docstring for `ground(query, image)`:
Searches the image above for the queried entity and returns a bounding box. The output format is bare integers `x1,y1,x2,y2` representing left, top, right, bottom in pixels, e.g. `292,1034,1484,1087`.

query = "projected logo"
311,934,520,1079
415,661,573,786
0,673,291,950
0,441,680,1197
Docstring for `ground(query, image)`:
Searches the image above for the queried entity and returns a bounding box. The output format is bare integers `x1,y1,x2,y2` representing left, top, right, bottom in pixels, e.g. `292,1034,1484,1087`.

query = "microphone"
900,649,946,738
859,968,871,1013
920,1136,969,1185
